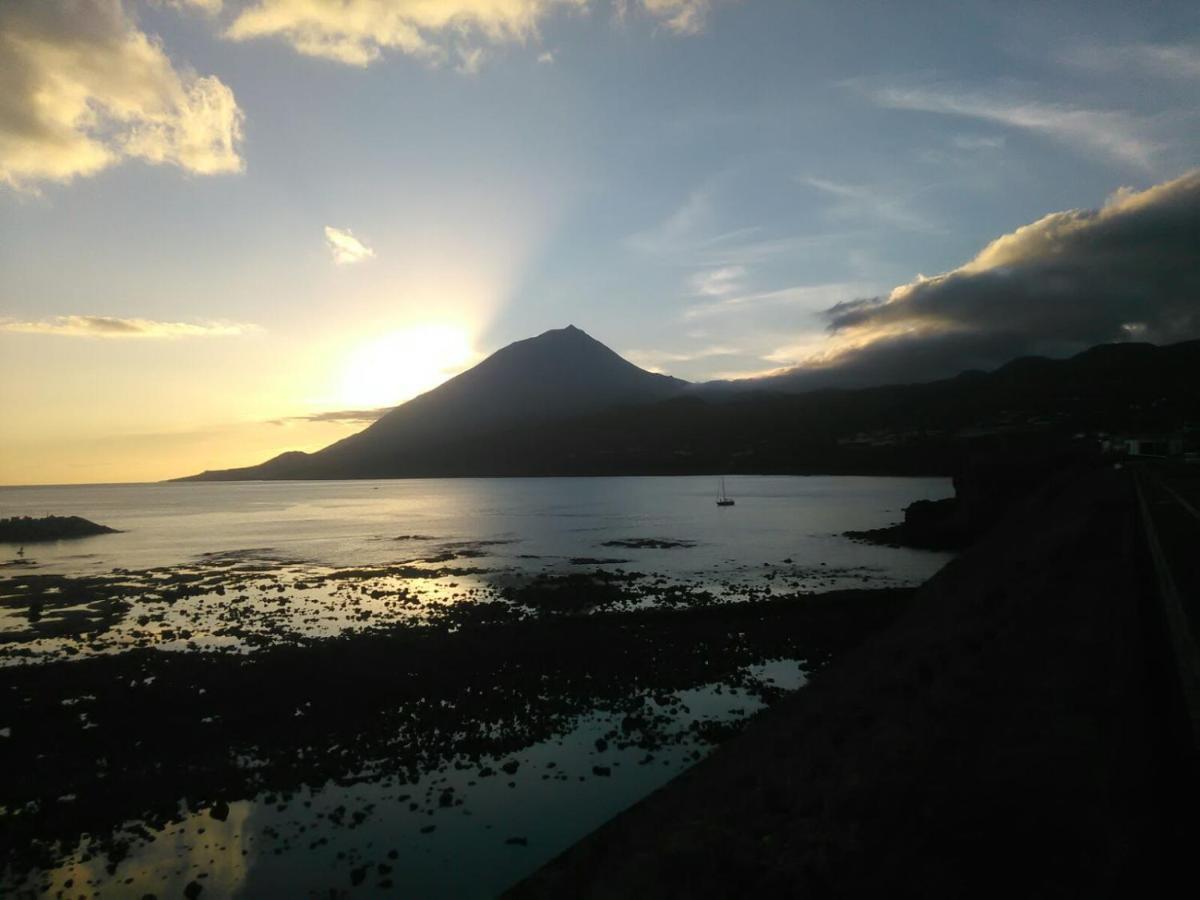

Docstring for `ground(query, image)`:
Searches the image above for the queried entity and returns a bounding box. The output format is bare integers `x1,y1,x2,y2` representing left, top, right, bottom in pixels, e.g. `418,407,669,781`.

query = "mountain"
180,325,688,480
178,333,1200,481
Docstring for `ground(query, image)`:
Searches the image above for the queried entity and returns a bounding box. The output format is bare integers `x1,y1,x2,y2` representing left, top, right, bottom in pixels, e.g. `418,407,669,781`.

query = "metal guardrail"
1133,467,1200,758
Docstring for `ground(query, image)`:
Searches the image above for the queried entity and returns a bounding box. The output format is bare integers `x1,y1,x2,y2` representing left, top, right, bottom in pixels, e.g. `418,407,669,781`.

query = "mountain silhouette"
177,331,1199,481
182,325,688,480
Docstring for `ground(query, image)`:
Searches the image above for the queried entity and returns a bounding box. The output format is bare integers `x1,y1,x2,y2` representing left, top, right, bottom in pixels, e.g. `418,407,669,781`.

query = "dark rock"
0,516,120,543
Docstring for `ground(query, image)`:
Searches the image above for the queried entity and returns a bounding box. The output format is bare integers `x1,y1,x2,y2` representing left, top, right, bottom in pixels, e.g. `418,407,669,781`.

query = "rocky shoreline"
0,565,916,893
845,442,1099,550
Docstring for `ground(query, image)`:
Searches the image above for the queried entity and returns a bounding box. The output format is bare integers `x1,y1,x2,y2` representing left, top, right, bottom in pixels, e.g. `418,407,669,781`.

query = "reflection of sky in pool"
25,663,808,898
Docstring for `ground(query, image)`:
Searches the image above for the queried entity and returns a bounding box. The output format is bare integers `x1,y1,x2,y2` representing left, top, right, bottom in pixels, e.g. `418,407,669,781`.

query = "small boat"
716,477,735,507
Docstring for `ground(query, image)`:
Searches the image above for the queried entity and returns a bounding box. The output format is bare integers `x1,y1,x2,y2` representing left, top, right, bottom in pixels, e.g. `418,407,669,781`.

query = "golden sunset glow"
3,0,1198,490
339,324,479,408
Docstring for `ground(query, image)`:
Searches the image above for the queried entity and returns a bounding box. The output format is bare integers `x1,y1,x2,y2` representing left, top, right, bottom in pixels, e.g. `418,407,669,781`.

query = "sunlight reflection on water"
0,475,951,578
2,477,949,896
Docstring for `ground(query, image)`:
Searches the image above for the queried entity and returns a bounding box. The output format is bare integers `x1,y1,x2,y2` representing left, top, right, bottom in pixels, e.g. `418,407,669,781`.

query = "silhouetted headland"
844,440,1100,549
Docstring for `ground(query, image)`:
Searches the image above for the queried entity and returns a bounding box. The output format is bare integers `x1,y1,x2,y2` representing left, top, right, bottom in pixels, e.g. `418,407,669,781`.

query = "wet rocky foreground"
0,534,903,664
509,466,1196,899
0,542,916,896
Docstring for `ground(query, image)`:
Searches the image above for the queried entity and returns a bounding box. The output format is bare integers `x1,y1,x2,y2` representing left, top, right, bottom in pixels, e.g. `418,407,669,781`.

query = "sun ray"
338,323,479,408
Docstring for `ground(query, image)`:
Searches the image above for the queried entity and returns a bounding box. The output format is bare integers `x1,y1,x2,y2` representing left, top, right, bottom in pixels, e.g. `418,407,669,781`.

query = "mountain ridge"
180,325,689,480
176,330,1200,481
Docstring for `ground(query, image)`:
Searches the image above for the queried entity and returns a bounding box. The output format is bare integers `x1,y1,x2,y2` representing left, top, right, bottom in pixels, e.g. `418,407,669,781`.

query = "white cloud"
324,226,375,265
226,0,589,67
868,84,1158,170
690,265,745,297
685,281,880,320
625,344,738,368
627,186,719,255
1062,42,1200,80
630,176,864,272
801,176,937,232
456,45,487,75
225,1,715,68
0,0,244,189
0,316,258,338
762,336,832,367
641,0,711,35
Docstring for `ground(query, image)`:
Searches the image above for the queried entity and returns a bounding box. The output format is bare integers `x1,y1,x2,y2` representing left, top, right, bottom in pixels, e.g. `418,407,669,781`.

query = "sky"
1,0,1198,484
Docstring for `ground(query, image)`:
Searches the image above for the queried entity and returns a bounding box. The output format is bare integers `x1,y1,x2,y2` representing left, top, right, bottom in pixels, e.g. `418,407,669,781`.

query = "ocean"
1,475,953,896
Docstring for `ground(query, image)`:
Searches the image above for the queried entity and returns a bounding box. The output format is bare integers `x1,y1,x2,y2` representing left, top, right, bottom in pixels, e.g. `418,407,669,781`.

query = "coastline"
507,465,1185,898
1,561,925,893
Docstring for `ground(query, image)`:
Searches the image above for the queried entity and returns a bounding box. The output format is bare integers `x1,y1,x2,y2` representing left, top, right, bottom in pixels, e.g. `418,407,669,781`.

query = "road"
1135,462,1200,755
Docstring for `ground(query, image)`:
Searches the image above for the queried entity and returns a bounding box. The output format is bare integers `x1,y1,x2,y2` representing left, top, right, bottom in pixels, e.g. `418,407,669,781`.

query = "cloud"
777,169,1200,388
456,45,487,74
867,84,1158,170
760,339,827,367
271,406,393,425
690,265,745,297
324,226,375,265
226,1,714,68
640,0,711,35
0,0,244,189
627,186,718,255
0,315,258,338
226,0,588,67
628,182,778,264
625,344,738,368
685,281,880,320
801,176,937,232
1062,42,1200,80
629,176,865,278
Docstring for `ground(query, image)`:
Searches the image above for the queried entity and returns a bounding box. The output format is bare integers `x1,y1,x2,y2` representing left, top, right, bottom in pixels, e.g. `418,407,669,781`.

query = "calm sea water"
2,476,953,897
0,475,951,580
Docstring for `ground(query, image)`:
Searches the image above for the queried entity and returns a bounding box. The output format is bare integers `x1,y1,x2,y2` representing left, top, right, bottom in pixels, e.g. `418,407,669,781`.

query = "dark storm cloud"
783,169,1200,387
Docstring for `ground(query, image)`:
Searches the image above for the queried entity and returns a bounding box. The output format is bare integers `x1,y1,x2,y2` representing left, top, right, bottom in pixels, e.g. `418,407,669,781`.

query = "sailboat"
716,477,735,507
